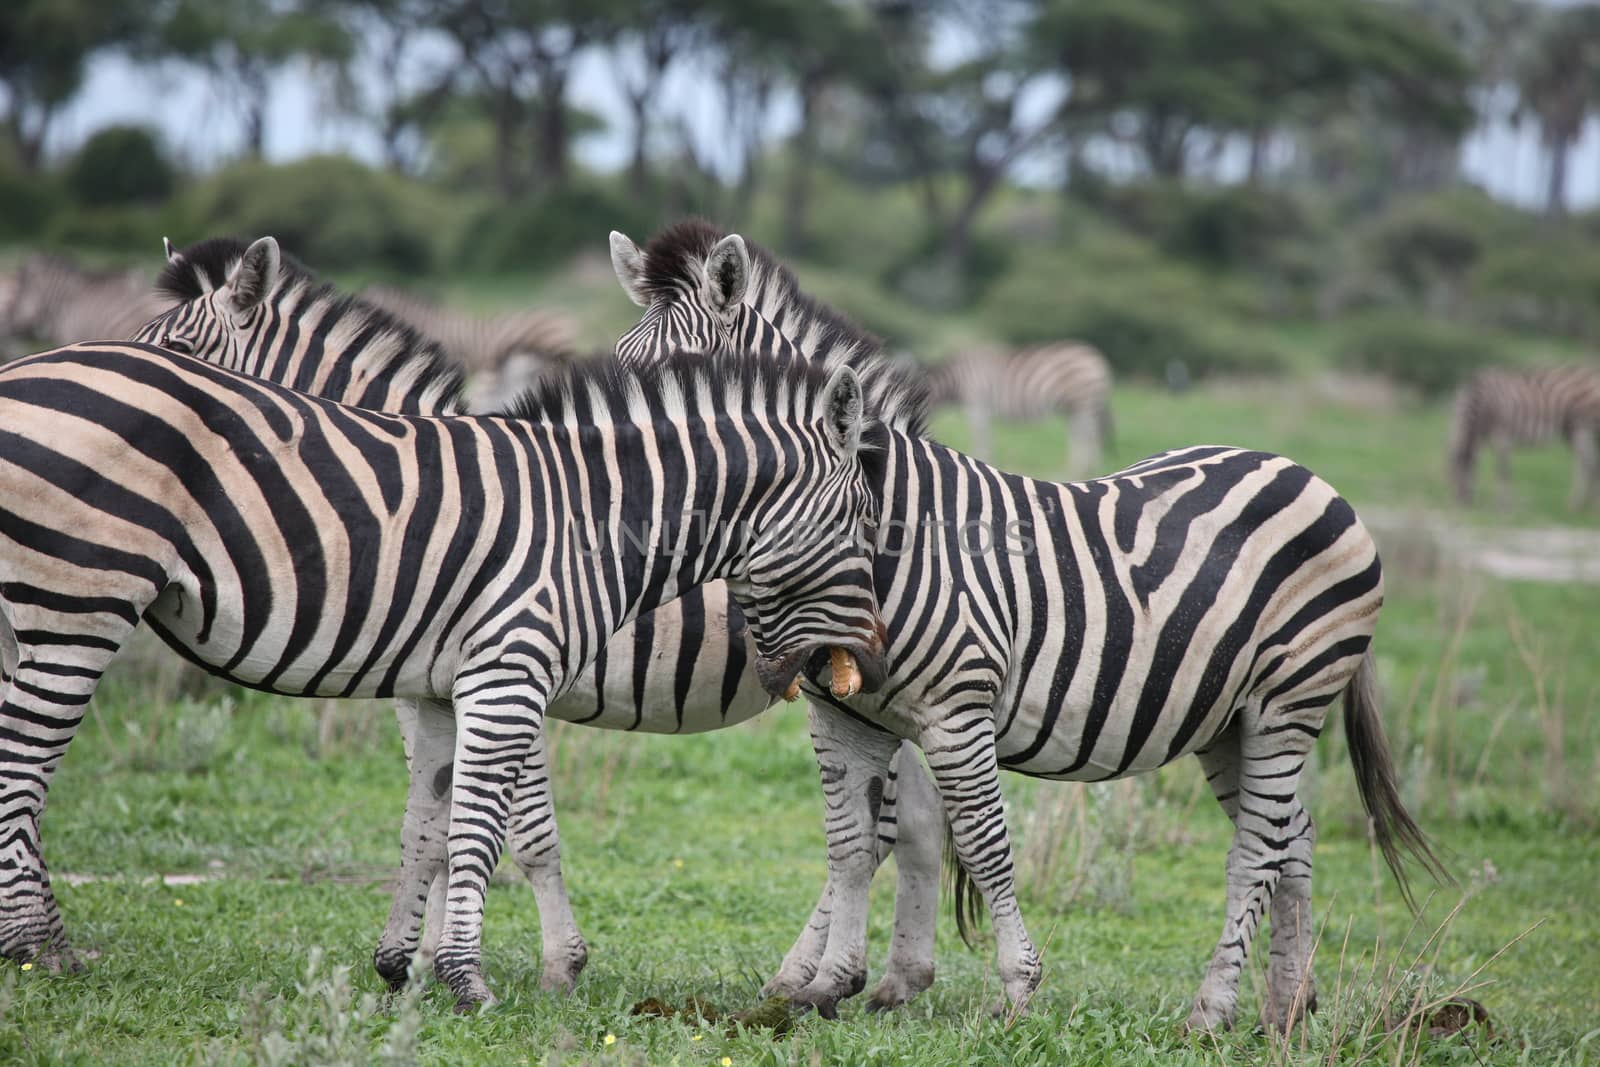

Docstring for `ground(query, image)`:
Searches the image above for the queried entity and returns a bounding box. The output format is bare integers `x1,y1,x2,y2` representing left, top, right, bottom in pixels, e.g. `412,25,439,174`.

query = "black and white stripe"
611,220,1446,1031
0,254,170,356
1449,363,1600,508
925,342,1113,477
131,234,932,997
0,338,889,1010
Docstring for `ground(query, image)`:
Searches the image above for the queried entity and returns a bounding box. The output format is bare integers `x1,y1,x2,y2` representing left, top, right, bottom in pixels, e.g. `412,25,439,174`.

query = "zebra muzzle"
828,647,863,699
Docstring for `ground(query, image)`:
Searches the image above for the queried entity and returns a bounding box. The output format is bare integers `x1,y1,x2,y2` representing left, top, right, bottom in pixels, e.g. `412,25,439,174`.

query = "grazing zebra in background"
136,235,939,1002
357,281,580,409
0,334,889,1010
0,254,170,356
924,342,1113,478
1449,363,1600,509
611,219,1447,1033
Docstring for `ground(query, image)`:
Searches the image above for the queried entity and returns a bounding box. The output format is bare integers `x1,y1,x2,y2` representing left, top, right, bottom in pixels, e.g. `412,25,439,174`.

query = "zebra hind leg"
1186,701,1323,1034
374,697,455,990
504,728,588,993
0,610,135,968
865,742,943,1011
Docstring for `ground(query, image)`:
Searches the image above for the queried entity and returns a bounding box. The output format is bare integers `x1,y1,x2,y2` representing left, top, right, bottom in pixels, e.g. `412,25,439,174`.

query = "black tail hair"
943,822,986,949
1344,649,1454,910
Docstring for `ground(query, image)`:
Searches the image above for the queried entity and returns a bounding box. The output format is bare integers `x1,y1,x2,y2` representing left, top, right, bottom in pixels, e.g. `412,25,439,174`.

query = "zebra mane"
636,218,929,437
157,236,466,415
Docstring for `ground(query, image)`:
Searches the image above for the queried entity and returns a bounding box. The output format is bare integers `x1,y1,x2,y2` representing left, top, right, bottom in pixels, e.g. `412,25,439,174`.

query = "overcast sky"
46,38,1600,212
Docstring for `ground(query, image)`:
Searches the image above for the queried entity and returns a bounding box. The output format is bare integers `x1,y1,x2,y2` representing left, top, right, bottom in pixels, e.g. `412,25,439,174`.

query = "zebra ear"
162,237,180,265
702,234,748,321
609,231,651,308
822,366,864,458
225,236,280,313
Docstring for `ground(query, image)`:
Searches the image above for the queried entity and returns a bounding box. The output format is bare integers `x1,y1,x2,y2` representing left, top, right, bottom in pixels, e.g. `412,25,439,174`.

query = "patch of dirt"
1364,510,1600,585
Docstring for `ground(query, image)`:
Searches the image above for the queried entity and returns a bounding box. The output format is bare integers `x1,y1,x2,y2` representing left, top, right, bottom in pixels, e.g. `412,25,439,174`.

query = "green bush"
45,204,169,251
1074,180,1315,271
180,156,446,274
0,167,65,241
457,182,655,273
1471,236,1600,339
1333,313,1503,395
65,125,175,207
977,232,1285,380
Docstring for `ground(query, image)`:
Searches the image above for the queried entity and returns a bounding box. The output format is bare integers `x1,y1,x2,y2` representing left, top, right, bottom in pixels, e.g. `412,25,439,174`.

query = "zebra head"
132,236,283,370
611,227,773,367
720,362,889,699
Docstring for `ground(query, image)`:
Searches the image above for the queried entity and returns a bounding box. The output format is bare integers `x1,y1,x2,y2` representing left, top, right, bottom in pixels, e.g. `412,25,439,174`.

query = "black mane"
637,218,928,436
157,236,465,414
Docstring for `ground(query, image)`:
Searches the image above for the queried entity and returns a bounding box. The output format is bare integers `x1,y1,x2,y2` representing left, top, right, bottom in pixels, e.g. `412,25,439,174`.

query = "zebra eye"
162,333,193,355
859,516,878,548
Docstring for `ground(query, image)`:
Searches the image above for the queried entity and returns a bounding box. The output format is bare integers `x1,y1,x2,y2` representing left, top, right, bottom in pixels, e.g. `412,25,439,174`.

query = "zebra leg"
1493,434,1514,511
0,612,133,967
432,685,550,1012
505,729,588,993
786,702,903,1018
1568,425,1597,510
1185,709,1320,1033
865,744,944,1011
374,697,455,990
921,716,1042,1013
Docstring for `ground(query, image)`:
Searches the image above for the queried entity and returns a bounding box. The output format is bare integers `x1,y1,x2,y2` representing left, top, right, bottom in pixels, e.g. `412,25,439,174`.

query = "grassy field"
3,382,1599,1065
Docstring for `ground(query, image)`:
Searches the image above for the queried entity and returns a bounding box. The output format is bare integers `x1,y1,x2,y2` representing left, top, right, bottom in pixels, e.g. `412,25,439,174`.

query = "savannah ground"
2,364,1597,1066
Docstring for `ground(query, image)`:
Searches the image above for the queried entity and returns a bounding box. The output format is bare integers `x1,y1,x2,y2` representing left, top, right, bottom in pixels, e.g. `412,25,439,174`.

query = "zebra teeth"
783,677,803,703
829,648,863,699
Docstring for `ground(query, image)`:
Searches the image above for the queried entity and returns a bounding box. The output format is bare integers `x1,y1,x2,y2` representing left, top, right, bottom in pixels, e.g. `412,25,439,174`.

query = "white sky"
43,39,1600,212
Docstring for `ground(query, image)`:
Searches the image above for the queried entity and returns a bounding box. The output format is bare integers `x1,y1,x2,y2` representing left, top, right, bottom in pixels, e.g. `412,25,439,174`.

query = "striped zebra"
356,281,579,410
1449,363,1600,509
0,328,891,1010
610,220,1447,1032
131,235,937,1002
0,253,170,356
924,343,1113,478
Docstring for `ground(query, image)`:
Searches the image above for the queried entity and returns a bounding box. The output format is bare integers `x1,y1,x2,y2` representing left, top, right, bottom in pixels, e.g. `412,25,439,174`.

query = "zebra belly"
545,584,775,734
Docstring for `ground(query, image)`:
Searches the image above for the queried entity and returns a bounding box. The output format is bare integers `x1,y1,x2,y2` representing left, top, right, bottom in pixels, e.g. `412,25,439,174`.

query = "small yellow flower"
691,1034,703,1042
722,1058,733,1066
20,963,33,972
174,899,185,907
672,858,684,870
603,1034,616,1046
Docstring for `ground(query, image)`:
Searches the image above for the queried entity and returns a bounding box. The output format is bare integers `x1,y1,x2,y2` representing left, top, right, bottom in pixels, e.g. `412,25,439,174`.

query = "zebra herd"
0,214,1588,1036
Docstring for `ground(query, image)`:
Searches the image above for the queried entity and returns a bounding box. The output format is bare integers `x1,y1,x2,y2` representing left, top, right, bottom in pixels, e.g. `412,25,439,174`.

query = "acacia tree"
156,0,353,159
0,0,144,169
1514,2,1600,218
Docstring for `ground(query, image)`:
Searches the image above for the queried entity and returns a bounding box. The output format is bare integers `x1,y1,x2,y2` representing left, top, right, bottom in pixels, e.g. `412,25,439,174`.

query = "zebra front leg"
374,697,455,989
921,715,1042,1014
0,613,132,968
505,728,588,993
433,682,551,1012
1186,712,1320,1033
787,701,902,1019
866,743,944,1011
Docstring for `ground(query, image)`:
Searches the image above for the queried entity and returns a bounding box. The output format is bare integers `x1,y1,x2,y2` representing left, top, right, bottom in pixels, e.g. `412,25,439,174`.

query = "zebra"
356,281,580,411
0,253,171,356
609,219,1447,1032
1448,363,1600,509
132,235,939,1002
923,342,1114,478
0,327,891,1010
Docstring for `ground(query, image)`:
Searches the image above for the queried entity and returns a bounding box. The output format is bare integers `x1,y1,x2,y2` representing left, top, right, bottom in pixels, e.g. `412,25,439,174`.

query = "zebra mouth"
756,641,887,703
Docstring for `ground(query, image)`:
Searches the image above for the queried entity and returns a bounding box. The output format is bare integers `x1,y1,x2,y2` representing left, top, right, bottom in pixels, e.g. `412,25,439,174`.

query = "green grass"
5,388,1599,1065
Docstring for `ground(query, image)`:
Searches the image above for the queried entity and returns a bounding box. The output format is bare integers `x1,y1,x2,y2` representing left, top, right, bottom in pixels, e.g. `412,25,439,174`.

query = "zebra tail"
1343,648,1454,912
942,822,986,949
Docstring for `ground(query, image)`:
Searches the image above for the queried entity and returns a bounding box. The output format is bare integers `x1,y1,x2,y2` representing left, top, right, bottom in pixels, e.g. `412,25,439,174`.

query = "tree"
1514,2,1600,219
0,0,146,169
155,0,354,159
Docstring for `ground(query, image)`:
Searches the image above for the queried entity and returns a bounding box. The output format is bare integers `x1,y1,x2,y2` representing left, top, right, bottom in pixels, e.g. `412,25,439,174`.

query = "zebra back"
136,236,464,416
358,284,579,375
930,342,1112,420
0,253,169,351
